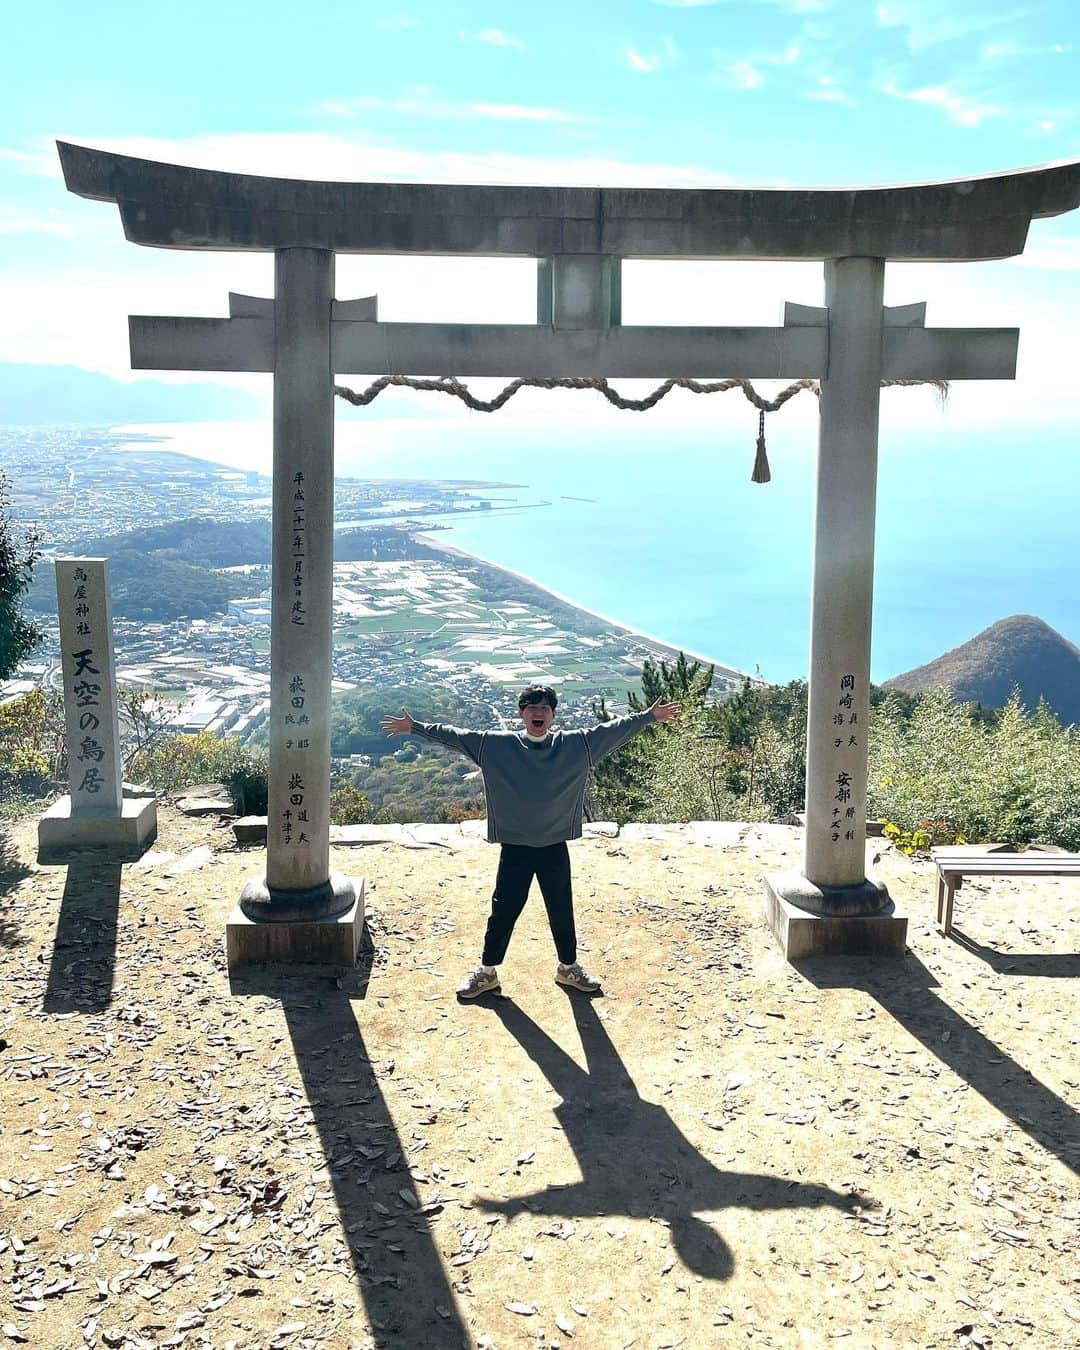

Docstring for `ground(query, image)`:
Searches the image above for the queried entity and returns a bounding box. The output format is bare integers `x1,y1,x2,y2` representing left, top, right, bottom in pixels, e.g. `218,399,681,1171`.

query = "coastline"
104,425,759,682
416,532,758,683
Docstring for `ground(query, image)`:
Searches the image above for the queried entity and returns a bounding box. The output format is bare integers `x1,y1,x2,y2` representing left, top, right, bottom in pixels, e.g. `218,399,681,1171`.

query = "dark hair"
518,684,558,711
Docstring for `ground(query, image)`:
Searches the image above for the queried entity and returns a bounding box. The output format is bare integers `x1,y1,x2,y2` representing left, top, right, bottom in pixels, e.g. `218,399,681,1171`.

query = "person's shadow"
478,993,869,1280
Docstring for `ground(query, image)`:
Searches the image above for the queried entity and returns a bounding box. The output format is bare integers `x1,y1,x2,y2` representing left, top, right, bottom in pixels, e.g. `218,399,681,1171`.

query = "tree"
0,471,41,680
704,678,808,808
711,676,764,750
118,686,170,774
330,781,374,826
590,652,714,821
627,652,715,711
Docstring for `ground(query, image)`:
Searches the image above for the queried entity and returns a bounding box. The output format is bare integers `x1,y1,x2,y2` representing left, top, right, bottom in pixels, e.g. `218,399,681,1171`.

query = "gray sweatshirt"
412,709,656,847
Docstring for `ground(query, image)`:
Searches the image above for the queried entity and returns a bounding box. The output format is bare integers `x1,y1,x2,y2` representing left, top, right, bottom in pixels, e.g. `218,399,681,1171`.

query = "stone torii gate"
58,142,1080,966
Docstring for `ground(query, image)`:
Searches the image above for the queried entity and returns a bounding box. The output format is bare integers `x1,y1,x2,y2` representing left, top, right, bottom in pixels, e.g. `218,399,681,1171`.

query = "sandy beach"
417,531,757,684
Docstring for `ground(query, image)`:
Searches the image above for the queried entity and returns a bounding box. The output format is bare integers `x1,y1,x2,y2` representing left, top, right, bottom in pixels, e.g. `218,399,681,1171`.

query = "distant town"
2,427,747,754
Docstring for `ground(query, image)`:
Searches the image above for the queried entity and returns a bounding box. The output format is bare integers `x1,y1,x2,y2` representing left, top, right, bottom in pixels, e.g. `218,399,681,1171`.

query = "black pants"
482,842,577,966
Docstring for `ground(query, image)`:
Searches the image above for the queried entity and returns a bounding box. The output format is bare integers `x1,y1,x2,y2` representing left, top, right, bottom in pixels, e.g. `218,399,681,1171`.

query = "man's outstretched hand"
381,709,414,738
650,698,681,723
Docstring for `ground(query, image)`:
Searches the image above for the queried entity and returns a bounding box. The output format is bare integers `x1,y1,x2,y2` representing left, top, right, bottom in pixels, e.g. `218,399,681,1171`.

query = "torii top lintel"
58,141,1080,263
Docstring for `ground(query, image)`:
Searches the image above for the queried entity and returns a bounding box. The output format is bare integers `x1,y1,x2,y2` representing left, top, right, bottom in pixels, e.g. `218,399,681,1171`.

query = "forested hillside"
886,614,1080,726
24,521,446,622
25,549,244,622
330,685,491,758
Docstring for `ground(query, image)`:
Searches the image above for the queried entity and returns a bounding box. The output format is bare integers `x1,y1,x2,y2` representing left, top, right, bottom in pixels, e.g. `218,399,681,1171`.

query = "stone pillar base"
238,869,359,922
226,878,365,970
763,872,908,960
38,794,157,864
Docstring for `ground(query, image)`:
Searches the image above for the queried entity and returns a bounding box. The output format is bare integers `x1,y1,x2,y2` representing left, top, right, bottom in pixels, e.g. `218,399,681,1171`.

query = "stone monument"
38,558,157,862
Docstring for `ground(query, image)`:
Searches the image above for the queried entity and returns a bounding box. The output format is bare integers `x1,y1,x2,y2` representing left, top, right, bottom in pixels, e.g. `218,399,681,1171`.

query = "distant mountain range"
885,614,1080,725
0,363,263,424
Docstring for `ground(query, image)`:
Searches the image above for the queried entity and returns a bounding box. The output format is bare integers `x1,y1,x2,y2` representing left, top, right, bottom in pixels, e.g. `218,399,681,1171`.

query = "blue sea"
120,414,1080,684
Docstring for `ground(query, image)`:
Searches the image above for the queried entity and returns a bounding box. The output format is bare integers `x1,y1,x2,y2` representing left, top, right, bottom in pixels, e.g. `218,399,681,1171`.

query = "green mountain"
884,614,1080,725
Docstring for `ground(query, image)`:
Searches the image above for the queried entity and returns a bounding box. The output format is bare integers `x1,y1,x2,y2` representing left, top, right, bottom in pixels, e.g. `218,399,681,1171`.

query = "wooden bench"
931,846,1080,936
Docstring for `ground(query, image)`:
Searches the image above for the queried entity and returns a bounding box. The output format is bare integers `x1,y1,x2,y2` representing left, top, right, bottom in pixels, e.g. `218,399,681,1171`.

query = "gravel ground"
1,805,1077,1350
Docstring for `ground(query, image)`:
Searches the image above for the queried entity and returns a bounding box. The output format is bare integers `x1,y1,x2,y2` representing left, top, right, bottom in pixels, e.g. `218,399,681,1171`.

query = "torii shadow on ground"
230,949,472,1350
796,952,1079,1177
478,990,869,1280
43,857,123,1013
0,826,32,949
950,930,1080,980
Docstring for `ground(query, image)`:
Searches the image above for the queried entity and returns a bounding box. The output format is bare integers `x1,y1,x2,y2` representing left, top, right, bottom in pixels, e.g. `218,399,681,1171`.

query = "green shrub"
869,687,1080,850
128,731,267,814
330,781,373,826
630,707,768,824
218,743,268,815
0,688,64,809
128,730,229,793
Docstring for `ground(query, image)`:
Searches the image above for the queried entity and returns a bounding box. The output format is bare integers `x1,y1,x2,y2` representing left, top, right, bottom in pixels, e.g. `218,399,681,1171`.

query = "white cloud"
651,0,826,9
0,260,271,375
875,1,1033,53
716,38,802,90
626,46,660,73
48,129,737,191
726,60,765,90
624,36,679,73
879,78,1006,127
980,39,1071,61
0,145,59,177
314,92,588,125
473,28,525,52
470,103,581,124
805,78,855,106
1008,237,1080,271
877,255,1080,427
0,205,73,236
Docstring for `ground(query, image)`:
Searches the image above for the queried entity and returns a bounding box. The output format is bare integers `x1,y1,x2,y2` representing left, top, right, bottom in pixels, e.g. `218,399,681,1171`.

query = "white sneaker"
555,961,602,993
457,966,500,999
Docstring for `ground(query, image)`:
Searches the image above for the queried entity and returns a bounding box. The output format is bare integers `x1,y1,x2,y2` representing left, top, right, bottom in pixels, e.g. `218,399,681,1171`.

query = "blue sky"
1,0,1078,437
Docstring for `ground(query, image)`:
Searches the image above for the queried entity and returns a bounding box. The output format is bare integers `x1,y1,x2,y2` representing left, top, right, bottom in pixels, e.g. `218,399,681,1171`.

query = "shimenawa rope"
333,375,948,483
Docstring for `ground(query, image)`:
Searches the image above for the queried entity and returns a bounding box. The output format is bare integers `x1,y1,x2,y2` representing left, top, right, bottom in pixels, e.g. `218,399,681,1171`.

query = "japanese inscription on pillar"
55,558,123,815
281,673,311,850
291,471,306,627
830,673,859,846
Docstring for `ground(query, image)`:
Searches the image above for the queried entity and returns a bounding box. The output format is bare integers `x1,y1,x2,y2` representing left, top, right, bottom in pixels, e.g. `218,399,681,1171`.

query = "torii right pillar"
764,256,907,959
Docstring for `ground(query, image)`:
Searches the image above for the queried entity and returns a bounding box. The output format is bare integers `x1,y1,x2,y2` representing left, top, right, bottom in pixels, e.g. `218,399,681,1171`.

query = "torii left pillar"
227,248,364,968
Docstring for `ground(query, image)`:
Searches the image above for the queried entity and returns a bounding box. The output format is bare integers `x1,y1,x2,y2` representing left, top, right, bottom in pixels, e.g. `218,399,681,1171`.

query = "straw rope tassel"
751,408,771,484
333,374,948,485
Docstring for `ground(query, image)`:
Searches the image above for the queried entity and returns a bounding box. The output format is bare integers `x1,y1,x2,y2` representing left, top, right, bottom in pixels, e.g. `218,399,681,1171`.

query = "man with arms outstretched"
381,685,680,999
